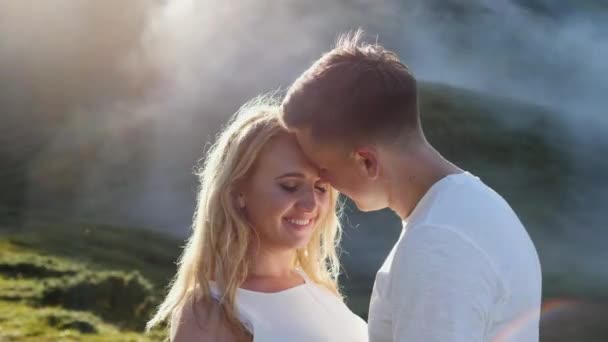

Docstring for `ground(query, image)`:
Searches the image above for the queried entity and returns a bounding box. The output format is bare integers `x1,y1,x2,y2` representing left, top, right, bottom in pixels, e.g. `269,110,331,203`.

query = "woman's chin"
287,233,314,250
281,227,314,249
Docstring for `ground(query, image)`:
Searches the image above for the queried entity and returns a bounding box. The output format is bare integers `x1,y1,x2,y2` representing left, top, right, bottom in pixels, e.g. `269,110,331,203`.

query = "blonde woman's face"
240,133,330,251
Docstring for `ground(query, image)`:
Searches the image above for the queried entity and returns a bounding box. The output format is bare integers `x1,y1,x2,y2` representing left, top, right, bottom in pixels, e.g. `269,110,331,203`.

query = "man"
279,30,542,341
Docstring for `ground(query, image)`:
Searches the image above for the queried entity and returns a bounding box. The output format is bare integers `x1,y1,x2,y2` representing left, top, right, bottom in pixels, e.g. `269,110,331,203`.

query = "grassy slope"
0,225,180,341
0,300,159,342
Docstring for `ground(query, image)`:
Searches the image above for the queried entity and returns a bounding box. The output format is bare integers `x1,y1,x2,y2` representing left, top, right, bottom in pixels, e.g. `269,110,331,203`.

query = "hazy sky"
0,0,606,233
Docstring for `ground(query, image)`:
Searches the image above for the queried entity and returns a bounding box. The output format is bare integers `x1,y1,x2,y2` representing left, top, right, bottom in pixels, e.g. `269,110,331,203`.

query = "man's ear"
354,147,380,180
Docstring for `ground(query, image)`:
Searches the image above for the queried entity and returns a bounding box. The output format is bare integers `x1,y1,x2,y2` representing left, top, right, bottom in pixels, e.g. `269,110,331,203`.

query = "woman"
146,96,368,341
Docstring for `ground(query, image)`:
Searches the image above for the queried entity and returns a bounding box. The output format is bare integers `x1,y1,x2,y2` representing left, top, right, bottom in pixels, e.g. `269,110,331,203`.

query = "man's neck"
385,142,462,220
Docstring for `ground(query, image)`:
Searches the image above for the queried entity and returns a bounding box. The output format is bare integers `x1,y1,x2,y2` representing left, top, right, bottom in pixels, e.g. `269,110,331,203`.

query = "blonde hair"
146,95,343,335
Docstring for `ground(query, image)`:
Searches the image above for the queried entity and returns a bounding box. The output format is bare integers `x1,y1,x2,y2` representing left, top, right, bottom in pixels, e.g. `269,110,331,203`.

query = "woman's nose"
295,190,317,212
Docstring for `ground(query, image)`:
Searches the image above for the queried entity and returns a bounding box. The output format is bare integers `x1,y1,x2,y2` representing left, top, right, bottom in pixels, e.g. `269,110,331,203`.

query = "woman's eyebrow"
275,172,306,180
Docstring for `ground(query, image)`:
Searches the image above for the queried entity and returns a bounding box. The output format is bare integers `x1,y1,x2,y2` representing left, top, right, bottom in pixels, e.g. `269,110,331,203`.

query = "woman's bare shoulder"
170,294,252,342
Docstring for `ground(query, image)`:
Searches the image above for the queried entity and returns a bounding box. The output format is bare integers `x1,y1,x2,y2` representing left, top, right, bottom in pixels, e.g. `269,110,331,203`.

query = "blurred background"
1,0,607,341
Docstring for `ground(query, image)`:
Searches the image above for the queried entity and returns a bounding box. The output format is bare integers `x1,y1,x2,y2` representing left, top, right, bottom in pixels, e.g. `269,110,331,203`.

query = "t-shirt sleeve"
390,224,502,342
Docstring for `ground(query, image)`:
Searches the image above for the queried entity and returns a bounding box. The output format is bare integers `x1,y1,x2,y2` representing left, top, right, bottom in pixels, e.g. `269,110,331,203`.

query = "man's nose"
319,168,330,182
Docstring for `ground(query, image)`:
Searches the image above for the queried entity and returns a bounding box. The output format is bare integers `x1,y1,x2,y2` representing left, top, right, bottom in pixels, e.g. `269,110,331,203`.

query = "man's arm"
391,224,503,342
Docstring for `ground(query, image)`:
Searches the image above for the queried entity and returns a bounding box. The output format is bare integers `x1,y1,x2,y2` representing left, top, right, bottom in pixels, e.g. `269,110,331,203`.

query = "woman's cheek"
318,193,329,215
271,189,296,211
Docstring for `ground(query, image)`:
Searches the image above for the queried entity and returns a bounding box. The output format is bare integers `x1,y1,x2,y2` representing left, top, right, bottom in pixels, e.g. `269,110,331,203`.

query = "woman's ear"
232,180,248,209
237,194,246,209
354,147,380,180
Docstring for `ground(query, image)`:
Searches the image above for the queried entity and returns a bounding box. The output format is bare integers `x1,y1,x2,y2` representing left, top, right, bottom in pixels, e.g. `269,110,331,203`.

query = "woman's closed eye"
280,183,298,192
279,182,328,194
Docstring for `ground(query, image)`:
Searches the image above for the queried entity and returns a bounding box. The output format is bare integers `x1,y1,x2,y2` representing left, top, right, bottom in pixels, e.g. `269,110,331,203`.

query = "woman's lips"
283,217,314,230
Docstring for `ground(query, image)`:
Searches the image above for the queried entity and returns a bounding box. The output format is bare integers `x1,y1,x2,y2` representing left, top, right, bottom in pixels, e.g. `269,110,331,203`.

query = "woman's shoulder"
170,291,251,342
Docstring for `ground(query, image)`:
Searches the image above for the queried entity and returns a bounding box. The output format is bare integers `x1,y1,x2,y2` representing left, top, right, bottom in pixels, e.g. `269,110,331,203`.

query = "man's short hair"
281,29,419,146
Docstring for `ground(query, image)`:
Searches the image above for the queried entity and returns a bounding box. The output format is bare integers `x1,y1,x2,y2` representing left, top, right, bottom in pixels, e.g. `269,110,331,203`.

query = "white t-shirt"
368,172,542,342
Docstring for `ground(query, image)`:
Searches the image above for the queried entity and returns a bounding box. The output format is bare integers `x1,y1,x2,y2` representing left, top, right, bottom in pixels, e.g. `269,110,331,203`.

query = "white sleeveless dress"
209,273,368,341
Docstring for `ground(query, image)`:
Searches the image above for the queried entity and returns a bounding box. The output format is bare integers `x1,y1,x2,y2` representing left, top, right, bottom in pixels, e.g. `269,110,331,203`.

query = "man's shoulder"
400,223,489,256
388,224,506,301
413,173,516,222
394,224,503,280
412,175,526,243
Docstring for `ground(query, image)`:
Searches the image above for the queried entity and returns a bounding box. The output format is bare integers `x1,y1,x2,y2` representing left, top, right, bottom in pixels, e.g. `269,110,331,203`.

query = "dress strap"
294,268,310,284
206,281,254,334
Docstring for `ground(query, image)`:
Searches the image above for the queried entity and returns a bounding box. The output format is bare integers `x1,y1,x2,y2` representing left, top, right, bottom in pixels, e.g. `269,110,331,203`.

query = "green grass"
39,270,156,330
0,276,45,303
0,225,178,340
6,222,181,287
0,300,165,341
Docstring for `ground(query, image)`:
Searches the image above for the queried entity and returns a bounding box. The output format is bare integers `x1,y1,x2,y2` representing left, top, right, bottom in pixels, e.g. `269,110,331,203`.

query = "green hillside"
0,224,181,341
